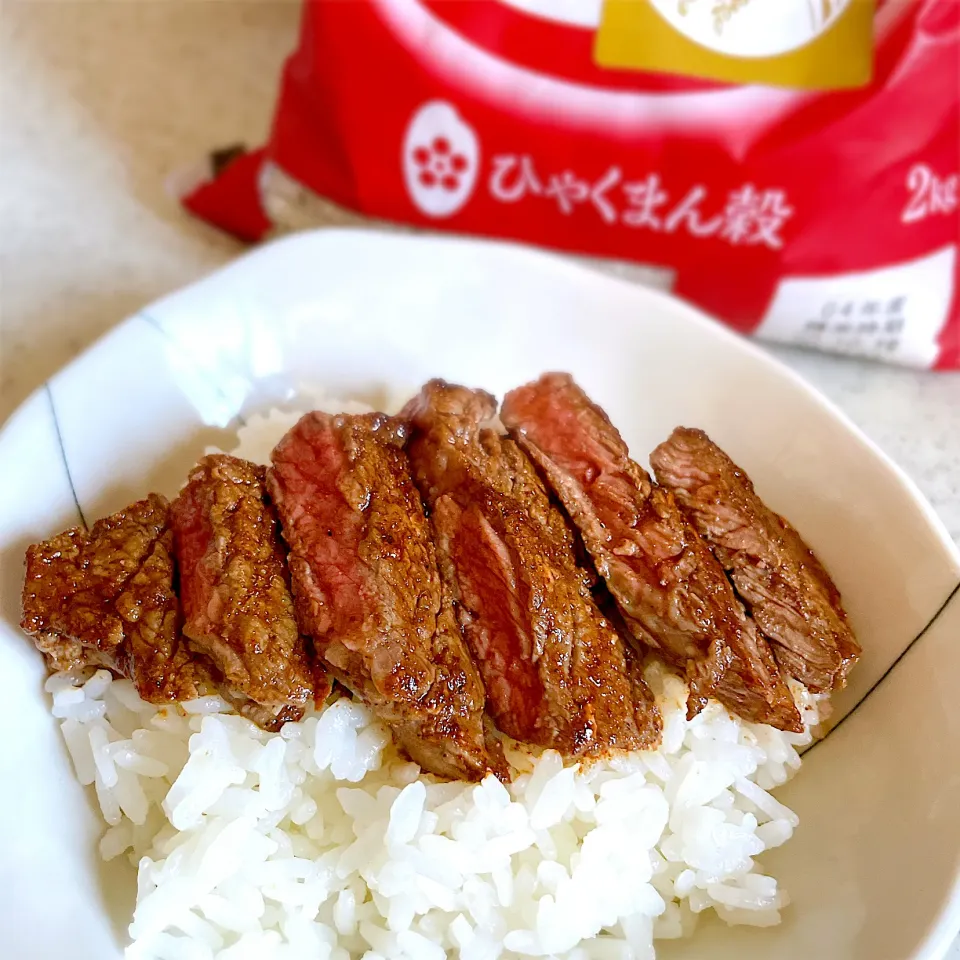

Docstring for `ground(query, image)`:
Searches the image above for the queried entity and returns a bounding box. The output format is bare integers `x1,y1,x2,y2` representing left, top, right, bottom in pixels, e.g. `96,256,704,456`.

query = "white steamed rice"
45,398,829,960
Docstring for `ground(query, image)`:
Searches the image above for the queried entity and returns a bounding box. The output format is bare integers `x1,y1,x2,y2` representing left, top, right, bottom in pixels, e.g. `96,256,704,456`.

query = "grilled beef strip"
651,427,860,692
267,411,504,781
170,455,326,729
501,373,802,733
402,380,662,757
21,494,216,702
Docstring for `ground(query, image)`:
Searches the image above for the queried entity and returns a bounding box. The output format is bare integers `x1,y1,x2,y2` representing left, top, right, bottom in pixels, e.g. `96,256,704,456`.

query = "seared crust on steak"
268,411,503,780
21,495,215,702
403,380,662,756
502,374,801,733
651,428,860,692
170,455,324,723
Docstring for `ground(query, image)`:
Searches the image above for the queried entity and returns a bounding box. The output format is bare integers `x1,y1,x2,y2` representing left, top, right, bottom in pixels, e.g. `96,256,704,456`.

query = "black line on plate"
804,578,960,756
138,311,248,427
45,382,87,529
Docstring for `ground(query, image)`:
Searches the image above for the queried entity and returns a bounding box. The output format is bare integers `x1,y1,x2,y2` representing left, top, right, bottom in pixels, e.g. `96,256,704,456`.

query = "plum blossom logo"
411,138,470,193
403,101,479,218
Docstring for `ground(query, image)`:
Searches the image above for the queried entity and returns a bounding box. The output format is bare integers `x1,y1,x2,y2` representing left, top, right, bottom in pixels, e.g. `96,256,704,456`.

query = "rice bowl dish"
6,231,960,960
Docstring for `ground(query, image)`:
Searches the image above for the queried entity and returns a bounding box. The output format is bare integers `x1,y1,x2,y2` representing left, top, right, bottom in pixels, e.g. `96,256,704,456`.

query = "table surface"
2,2,959,956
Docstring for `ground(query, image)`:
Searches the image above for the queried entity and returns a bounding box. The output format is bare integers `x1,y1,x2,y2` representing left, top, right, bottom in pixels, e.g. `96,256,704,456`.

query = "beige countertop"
2,0,295,420
2,2,959,956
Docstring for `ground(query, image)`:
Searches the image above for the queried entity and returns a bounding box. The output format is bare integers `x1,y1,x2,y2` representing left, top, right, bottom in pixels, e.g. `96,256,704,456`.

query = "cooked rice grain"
49,663,823,960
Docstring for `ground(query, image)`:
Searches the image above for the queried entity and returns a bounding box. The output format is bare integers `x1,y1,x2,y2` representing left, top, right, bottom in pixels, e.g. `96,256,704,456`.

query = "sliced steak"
267,411,502,781
170,455,324,727
651,427,860,692
21,495,215,702
501,373,801,733
403,380,662,756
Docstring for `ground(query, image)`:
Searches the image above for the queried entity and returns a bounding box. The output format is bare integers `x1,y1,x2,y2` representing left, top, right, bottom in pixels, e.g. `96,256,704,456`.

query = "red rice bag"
182,0,960,368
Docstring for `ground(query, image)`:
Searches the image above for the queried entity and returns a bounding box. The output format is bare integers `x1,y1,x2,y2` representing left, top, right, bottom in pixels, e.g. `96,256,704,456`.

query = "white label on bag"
403,101,480,219
647,0,852,58
754,245,957,367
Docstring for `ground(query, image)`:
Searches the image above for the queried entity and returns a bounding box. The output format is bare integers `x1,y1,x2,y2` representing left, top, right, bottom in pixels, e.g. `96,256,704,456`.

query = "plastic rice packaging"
181,0,960,368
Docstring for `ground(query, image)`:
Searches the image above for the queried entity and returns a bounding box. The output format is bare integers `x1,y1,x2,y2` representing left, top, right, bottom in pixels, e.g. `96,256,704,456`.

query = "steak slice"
267,411,503,781
170,455,324,727
501,373,801,733
651,427,860,692
21,494,215,702
403,380,662,756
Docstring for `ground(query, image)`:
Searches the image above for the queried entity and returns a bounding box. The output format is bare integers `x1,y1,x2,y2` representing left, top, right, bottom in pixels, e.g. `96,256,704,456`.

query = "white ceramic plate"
1,229,959,960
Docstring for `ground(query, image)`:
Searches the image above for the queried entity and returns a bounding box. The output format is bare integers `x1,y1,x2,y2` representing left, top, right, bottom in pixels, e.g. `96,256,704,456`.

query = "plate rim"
6,227,958,566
